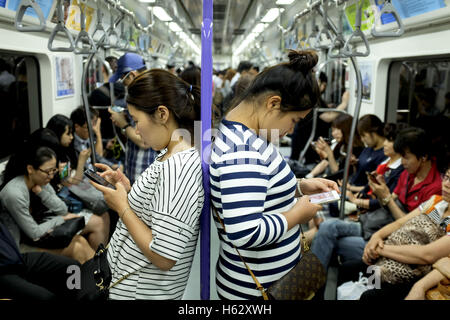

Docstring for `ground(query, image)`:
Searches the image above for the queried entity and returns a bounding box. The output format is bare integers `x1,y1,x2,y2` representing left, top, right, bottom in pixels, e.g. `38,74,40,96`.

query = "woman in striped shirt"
210,50,339,300
91,70,204,300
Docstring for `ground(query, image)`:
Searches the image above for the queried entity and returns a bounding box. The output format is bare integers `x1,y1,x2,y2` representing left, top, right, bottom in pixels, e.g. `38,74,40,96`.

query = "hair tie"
189,85,193,93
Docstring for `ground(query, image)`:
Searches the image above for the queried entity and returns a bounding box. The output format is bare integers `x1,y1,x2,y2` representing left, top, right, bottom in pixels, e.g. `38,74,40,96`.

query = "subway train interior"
0,0,449,303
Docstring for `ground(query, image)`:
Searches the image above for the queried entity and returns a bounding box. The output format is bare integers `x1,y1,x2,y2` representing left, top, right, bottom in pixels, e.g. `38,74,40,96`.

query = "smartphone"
309,190,340,205
322,137,332,145
366,171,380,184
111,105,125,113
84,169,115,189
60,162,70,180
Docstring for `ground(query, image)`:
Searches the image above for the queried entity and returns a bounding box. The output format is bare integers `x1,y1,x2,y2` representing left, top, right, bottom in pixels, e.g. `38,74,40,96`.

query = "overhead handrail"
48,0,76,52
299,58,348,164
328,6,347,58
342,1,370,57
103,12,120,49
118,20,130,51
15,0,46,32
92,3,108,47
305,18,320,49
371,0,404,38
74,3,97,54
314,6,364,219
315,1,334,50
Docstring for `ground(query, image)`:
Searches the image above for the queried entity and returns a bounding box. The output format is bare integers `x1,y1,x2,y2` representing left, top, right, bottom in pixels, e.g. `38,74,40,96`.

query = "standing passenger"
90,70,204,300
210,50,339,300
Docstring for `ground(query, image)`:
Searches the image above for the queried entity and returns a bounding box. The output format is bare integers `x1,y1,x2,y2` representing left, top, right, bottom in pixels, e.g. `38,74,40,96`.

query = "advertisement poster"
344,0,376,33
359,61,374,102
7,0,54,19
55,56,74,98
65,0,94,32
374,0,446,24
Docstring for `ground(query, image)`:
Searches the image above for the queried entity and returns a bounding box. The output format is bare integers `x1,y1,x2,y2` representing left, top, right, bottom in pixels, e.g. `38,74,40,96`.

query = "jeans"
311,219,366,269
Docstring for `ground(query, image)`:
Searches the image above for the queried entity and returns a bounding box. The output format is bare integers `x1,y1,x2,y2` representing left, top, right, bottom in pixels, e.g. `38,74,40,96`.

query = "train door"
0,52,41,166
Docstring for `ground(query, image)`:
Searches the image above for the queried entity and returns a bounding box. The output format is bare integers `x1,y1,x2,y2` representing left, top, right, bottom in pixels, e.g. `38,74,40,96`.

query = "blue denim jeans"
311,219,366,269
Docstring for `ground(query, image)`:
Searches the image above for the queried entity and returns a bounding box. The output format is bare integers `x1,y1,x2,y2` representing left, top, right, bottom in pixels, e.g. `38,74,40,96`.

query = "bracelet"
120,206,131,220
381,194,393,206
297,178,305,196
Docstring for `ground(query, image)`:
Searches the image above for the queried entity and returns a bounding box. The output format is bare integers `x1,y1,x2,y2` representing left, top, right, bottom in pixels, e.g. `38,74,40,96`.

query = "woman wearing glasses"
0,145,96,264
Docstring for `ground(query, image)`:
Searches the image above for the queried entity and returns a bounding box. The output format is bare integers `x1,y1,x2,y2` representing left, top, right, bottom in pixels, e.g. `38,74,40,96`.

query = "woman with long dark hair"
90,69,204,300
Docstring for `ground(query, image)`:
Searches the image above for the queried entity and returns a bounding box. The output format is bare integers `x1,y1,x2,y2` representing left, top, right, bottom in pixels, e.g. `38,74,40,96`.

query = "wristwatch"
121,123,131,134
381,194,392,206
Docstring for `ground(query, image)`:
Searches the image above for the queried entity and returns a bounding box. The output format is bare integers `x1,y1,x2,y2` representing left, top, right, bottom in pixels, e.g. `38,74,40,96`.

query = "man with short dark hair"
108,53,156,184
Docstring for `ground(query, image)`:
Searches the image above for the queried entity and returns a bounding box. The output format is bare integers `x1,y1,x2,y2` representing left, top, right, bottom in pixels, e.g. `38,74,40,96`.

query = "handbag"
33,217,85,249
76,243,135,301
213,207,326,300
359,198,406,241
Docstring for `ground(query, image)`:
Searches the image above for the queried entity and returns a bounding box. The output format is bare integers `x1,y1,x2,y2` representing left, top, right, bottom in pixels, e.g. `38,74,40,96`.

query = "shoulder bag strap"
212,205,269,300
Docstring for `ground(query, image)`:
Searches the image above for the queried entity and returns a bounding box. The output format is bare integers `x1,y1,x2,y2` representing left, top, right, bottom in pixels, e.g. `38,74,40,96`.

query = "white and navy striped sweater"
210,119,301,300
107,147,204,300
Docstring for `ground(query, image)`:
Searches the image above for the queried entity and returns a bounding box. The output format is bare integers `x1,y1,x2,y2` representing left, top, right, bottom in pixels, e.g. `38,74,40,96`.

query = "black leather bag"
359,199,406,240
77,243,111,301
33,217,85,249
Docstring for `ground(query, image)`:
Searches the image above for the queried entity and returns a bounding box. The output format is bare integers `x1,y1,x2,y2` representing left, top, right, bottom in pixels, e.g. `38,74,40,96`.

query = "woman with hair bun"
90,69,204,300
210,50,339,300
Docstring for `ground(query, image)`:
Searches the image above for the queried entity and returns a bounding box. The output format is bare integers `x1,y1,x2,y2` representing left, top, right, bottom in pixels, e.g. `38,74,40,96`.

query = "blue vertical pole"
200,0,213,300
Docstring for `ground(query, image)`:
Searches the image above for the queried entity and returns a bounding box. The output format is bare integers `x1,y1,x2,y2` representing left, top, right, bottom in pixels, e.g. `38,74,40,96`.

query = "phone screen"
84,170,115,189
309,190,340,205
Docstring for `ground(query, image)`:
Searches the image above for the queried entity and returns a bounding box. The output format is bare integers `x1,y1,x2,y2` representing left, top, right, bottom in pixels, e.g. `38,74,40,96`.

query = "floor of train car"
183,146,338,300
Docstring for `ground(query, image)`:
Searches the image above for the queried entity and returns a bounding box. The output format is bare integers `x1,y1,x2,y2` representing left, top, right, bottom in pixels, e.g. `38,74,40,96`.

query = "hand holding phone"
309,190,340,205
84,169,116,189
366,171,380,185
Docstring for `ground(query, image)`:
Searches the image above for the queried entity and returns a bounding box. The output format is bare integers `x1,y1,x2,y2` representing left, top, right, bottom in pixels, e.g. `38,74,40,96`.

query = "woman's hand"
316,137,333,156
299,177,340,195
293,195,323,222
346,190,356,202
405,285,426,300
368,174,390,199
89,178,129,216
94,163,131,193
79,148,91,163
363,233,384,265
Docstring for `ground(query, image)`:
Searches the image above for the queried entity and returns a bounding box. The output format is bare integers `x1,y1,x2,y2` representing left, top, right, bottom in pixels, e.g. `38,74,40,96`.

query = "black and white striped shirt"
107,147,204,300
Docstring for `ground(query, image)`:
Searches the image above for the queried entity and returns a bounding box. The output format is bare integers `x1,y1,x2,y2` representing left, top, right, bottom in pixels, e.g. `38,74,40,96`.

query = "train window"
386,57,450,125
0,53,41,161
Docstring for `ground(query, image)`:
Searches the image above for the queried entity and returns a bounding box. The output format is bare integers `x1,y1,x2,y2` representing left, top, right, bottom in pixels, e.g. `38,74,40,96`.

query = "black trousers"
0,252,80,300
338,260,418,300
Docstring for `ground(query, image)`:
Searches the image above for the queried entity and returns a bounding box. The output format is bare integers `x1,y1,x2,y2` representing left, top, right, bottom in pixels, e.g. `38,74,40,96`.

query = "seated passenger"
89,69,205,300
210,50,339,300
46,114,90,185
346,114,387,191
308,114,363,179
311,126,442,271
70,106,120,171
0,222,80,300
345,123,404,212
0,146,105,264
337,163,450,300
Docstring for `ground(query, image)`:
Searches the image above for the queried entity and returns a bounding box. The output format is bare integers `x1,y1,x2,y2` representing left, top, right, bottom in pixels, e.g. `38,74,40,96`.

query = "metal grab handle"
306,24,319,49
329,8,346,58
92,4,107,46
15,0,46,32
48,0,75,52
103,13,120,49
118,21,129,51
371,0,404,37
342,2,370,57
315,2,334,50
74,4,97,54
